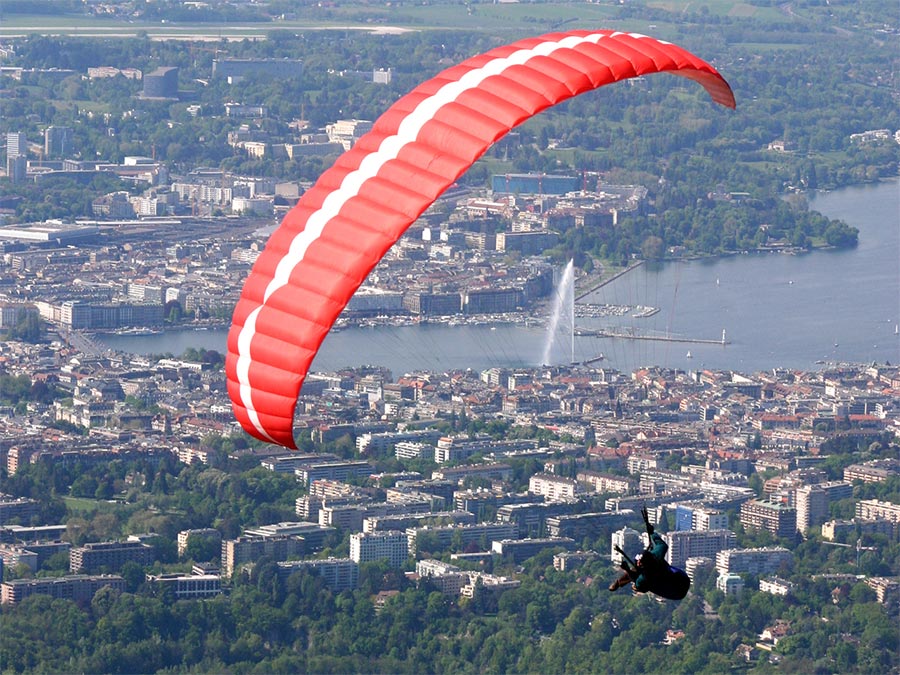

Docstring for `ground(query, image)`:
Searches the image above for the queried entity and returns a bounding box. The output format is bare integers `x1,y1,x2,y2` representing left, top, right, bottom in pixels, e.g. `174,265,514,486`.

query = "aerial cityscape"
0,1,898,673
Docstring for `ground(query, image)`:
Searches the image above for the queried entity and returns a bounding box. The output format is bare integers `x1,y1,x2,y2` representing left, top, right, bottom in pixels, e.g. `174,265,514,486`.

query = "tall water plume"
541,259,575,365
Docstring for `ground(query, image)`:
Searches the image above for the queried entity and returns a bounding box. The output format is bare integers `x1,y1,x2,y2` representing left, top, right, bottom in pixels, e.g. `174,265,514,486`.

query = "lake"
101,178,900,376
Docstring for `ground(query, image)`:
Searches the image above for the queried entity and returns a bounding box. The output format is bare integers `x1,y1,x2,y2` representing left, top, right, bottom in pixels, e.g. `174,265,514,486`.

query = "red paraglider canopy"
226,29,735,448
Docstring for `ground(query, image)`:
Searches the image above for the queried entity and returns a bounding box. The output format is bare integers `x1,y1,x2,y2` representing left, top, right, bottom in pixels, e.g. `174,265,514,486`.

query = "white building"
350,530,408,568
326,119,373,150
528,473,579,502
716,573,744,595
759,577,794,596
664,529,737,569
232,196,273,216
715,547,793,576
611,527,644,565
856,499,900,524
416,559,470,595
694,508,729,531
277,557,358,591
684,556,714,582
796,482,853,533
145,573,221,599
394,442,433,461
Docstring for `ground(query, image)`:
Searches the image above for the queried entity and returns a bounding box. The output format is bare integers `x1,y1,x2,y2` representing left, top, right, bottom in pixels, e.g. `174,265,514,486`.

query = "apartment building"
221,535,305,578
576,470,635,495
69,540,154,574
406,522,518,557
843,460,900,484
716,573,744,595
739,500,797,538
0,495,39,522
611,527,644,565
2,574,125,606
674,503,729,531
715,547,793,576
294,460,372,487
528,473,579,502
416,559,470,595
547,510,634,540
277,557,359,591
664,529,738,568
856,499,900,524
176,528,221,557
349,530,408,568
795,482,852,534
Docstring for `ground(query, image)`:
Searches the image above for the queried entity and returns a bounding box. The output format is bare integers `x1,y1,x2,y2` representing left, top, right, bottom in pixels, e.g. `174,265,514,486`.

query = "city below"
0,14,897,671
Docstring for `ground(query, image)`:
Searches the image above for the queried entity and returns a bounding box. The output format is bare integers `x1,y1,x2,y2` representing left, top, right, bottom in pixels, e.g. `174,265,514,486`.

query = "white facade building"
715,547,793,576
611,527,644,565
350,530,408,568
528,473,579,502
664,529,737,568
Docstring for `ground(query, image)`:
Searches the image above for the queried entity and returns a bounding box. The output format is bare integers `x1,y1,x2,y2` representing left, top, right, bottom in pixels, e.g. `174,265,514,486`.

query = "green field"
0,1,796,39
62,495,124,514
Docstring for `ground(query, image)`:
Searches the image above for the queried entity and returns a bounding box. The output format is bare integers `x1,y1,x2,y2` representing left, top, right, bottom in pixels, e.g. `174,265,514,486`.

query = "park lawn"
62,495,125,514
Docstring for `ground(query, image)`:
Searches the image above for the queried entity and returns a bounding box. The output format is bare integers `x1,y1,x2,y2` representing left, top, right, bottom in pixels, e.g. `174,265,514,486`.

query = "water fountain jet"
541,259,575,365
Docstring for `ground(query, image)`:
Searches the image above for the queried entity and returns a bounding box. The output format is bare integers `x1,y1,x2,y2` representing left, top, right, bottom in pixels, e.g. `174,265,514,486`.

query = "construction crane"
823,538,877,568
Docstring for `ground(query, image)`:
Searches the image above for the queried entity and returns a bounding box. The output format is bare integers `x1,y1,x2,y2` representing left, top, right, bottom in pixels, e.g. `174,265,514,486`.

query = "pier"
575,327,729,346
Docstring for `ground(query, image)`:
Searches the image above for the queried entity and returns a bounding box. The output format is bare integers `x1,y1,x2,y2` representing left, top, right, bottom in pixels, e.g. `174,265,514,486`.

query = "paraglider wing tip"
672,69,736,109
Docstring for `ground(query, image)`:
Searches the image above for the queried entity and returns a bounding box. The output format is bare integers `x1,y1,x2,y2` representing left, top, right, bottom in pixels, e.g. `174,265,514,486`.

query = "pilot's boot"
608,573,631,591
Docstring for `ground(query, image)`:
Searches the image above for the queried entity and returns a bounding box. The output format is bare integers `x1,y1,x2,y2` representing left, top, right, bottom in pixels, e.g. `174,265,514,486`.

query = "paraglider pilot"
608,506,691,601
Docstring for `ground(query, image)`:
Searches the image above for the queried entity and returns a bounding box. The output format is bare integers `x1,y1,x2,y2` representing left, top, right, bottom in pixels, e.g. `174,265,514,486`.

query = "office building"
145,573,222,599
